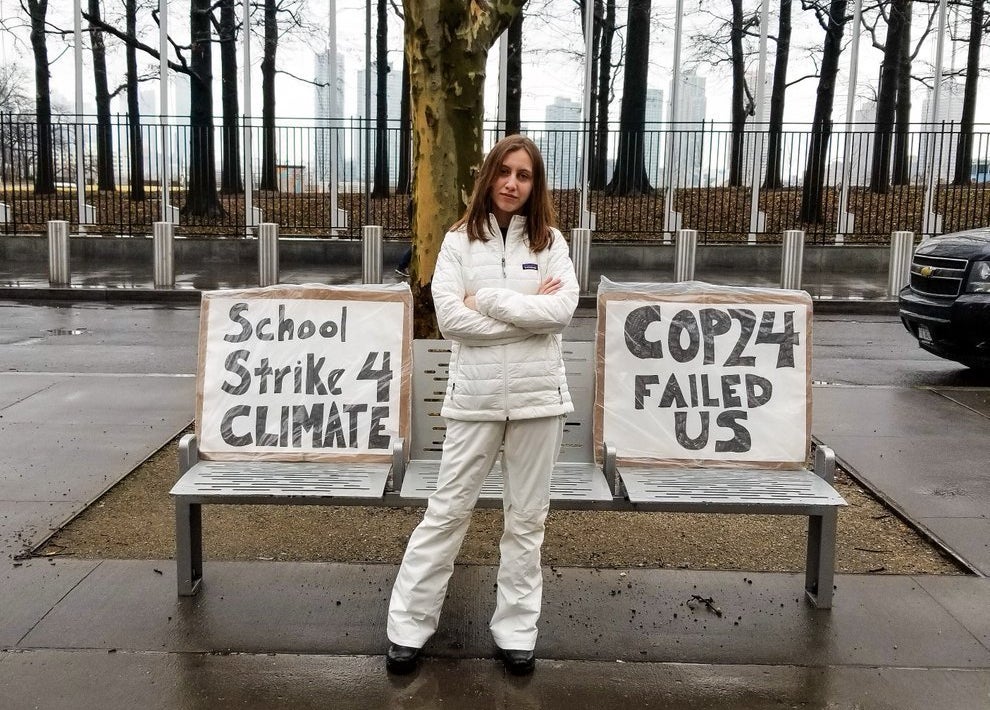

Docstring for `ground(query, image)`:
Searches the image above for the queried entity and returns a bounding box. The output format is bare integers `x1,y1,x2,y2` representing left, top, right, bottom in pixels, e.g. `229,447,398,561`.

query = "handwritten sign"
196,285,411,462
596,284,811,467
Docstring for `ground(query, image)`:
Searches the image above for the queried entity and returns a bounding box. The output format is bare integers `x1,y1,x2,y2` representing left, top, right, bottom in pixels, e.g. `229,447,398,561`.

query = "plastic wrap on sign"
195,282,413,463
594,278,812,470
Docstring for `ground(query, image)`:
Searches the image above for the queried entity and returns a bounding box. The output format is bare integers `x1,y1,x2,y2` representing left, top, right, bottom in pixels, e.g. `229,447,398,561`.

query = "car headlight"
967,261,990,293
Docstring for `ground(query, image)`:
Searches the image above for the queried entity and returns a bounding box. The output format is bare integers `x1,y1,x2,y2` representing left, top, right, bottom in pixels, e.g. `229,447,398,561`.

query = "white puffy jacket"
432,214,580,421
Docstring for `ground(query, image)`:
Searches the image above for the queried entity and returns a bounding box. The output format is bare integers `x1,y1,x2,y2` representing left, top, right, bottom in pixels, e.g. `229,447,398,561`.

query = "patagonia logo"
522,263,539,271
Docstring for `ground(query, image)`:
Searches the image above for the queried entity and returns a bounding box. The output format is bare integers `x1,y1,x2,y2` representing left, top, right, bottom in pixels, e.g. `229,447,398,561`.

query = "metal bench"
173,336,844,607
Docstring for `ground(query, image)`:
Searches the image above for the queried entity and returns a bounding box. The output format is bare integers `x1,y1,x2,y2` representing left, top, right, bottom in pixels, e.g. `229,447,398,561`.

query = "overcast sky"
1,0,987,126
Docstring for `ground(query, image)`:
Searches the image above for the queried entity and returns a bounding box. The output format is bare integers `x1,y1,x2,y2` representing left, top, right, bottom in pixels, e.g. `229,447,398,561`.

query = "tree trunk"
124,0,145,200
952,0,982,185
27,0,55,195
606,0,652,195
799,0,846,224
891,0,912,186
372,0,390,197
763,0,791,190
89,0,115,191
584,0,601,184
403,0,524,337
728,0,747,187
504,10,523,136
591,0,615,190
870,0,908,193
259,0,278,191
218,0,243,194
396,52,412,194
182,0,224,217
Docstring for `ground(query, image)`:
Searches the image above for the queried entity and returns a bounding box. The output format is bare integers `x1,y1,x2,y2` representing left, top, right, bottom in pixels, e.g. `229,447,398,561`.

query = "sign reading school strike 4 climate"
196,285,412,462
597,283,812,468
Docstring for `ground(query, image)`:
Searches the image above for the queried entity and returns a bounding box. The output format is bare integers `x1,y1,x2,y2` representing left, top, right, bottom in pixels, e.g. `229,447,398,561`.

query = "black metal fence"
1,114,988,244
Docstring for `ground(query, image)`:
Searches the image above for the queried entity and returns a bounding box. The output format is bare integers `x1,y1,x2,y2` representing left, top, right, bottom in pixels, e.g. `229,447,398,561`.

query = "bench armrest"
178,433,199,476
602,440,621,497
814,444,836,484
389,437,407,492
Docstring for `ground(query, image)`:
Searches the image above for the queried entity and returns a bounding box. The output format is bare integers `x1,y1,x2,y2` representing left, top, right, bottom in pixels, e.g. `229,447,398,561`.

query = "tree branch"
81,10,191,74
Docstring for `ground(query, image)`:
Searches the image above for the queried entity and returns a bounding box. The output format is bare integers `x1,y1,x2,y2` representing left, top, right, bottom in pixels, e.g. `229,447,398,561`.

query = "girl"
386,135,579,676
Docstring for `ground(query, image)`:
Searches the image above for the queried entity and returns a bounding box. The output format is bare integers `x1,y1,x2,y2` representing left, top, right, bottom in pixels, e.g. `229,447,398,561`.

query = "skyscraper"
540,97,582,189
919,79,965,183
669,71,707,187
314,49,346,186
740,70,769,187
644,88,664,186
355,65,403,184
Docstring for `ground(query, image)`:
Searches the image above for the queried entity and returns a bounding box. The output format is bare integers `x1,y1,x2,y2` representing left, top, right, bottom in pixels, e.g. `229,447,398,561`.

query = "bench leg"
175,499,203,596
805,510,838,609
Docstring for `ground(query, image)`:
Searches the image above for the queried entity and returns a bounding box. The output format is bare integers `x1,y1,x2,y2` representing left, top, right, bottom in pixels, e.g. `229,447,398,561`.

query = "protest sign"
595,282,811,468
196,284,412,462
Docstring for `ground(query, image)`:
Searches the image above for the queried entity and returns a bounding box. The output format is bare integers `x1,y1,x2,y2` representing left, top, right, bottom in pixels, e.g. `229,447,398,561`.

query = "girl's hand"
463,294,478,310
537,277,562,295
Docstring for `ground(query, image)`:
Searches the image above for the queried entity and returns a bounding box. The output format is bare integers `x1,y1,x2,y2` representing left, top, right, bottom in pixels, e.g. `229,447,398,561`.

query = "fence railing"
1,114,988,244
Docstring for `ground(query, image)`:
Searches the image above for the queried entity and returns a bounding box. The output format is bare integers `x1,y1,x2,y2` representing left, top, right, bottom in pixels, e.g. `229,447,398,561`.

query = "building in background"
643,88,664,186
314,49,346,186
918,78,965,183
538,96,582,189
845,102,876,187
667,70,707,187
354,65,403,184
739,70,769,187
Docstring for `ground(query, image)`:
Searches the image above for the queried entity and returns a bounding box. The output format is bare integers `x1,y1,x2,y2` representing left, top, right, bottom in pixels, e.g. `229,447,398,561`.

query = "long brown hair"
453,135,557,253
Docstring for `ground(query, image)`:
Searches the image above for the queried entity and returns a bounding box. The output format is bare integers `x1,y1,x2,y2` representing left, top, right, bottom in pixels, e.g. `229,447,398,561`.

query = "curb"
1,287,899,316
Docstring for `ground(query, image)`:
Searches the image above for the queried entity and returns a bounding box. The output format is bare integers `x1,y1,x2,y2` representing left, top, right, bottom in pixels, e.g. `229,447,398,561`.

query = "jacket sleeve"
472,232,579,335
432,232,534,345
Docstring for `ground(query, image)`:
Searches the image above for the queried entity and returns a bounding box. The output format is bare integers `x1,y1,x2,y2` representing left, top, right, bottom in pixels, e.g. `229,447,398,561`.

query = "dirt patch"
39,429,964,576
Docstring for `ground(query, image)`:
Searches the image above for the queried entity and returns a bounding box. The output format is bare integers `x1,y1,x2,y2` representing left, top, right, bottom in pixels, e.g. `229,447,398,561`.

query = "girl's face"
489,148,534,226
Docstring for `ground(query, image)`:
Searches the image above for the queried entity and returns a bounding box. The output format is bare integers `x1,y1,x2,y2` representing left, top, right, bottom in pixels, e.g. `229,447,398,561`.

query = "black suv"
899,227,990,370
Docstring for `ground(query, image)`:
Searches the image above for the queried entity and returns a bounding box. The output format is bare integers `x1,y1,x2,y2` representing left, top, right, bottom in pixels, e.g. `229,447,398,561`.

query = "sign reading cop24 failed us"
602,296,809,464
199,293,406,458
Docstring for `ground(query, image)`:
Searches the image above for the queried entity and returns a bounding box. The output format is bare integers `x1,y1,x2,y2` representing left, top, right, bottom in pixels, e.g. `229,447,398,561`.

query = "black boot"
497,647,535,675
385,643,421,674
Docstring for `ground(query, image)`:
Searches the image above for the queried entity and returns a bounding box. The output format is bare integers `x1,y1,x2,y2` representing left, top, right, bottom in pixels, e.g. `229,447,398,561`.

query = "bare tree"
607,0,653,195
799,0,848,223
505,9,524,136
21,0,56,194
217,0,243,194
952,0,985,185
372,0,390,197
764,0,792,189
183,0,224,217
88,0,116,192
0,64,33,182
124,0,145,200
691,0,759,187
258,0,278,191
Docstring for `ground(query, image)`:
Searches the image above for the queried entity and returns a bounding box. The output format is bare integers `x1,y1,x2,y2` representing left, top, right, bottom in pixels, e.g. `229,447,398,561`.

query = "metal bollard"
887,230,914,296
570,228,591,293
674,229,698,282
258,223,279,287
362,225,383,284
153,221,175,289
47,220,70,287
780,229,805,290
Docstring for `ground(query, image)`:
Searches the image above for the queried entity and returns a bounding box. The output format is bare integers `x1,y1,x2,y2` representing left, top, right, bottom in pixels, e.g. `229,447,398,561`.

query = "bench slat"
171,460,390,499
619,467,847,508
401,460,614,502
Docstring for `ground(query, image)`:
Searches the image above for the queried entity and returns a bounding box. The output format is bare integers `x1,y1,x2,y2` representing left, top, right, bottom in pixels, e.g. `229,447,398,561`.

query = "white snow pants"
387,414,565,651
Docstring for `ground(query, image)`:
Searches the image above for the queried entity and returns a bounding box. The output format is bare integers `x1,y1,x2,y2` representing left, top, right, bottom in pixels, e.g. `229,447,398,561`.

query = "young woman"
386,135,579,676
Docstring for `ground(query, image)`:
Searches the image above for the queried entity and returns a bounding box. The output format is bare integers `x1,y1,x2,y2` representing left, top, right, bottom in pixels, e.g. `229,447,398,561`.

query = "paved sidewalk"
1,283,989,707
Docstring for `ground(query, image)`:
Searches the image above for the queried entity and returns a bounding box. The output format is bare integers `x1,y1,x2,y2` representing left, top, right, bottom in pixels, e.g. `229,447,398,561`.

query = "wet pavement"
1,261,989,708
